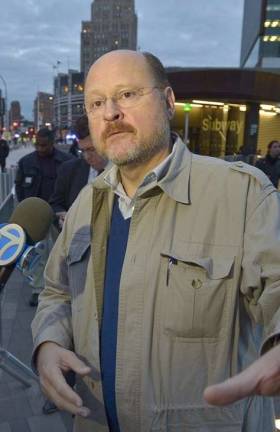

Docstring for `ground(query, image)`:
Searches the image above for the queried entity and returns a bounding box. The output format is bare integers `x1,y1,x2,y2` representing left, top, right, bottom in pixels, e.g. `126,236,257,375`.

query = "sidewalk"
6,143,34,169
0,268,73,431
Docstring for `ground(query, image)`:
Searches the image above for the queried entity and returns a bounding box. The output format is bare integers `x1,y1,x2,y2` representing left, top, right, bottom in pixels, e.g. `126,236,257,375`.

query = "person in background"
0,137,10,172
49,115,106,230
32,50,280,432
69,137,80,158
15,128,73,306
255,140,280,188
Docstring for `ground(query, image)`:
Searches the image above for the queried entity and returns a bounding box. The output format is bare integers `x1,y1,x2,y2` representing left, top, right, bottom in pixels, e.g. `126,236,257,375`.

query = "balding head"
84,49,175,168
86,50,153,94
85,50,169,93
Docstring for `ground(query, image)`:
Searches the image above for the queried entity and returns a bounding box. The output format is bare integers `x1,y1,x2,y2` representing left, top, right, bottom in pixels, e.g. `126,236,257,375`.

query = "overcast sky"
0,0,244,120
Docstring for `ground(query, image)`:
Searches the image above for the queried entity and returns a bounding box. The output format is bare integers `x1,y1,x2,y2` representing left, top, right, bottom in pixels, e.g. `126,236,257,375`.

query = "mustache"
102,122,136,141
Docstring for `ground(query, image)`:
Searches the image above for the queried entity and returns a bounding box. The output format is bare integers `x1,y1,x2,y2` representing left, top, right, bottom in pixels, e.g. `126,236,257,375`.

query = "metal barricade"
0,193,14,223
0,167,17,205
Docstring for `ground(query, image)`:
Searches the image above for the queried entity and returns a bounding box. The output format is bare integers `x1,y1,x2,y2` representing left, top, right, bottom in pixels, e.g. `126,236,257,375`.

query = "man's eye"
90,100,103,109
120,90,137,99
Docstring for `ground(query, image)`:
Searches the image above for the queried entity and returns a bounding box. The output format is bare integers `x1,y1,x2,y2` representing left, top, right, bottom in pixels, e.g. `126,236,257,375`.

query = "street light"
0,74,8,129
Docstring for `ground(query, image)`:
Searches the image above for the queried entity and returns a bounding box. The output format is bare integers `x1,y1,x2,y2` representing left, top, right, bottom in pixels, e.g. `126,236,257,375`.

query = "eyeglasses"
84,86,163,118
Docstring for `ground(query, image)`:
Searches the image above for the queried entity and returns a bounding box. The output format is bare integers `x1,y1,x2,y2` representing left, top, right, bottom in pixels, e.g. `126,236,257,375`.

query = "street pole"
37,92,40,130
184,112,189,144
0,74,8,129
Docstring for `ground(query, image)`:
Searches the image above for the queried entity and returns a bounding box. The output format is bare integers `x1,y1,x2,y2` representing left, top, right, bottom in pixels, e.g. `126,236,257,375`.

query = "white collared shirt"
88,166,99,183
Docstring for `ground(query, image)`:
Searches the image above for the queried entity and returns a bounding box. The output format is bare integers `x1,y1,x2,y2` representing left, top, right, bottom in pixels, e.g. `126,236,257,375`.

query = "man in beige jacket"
32,50,280,432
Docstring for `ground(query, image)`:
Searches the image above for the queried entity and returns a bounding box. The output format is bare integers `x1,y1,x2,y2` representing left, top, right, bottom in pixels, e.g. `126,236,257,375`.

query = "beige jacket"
32,137,280,432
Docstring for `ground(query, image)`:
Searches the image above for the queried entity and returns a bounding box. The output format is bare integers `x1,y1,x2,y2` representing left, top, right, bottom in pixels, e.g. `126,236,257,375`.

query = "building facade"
81,0,137,74
53,70,84,129
9,101,21,130
241,0,280,68
33,92,54,130
261,0,280,68
0,89,5,132
167,68,280,159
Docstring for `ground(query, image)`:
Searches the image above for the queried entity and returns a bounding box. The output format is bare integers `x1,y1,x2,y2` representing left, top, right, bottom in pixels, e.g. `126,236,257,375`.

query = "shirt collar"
94,134,192,205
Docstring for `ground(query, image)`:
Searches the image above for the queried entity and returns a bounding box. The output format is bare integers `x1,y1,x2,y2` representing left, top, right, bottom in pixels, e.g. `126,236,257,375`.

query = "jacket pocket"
161,252,234,340
67,231,91,299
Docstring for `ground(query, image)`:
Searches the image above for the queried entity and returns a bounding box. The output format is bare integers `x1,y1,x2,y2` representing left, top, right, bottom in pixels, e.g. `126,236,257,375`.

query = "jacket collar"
93,135,192,205
157,136,191,204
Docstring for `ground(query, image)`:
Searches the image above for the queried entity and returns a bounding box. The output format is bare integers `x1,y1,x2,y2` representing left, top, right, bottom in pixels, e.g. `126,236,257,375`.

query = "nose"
103,98,123,122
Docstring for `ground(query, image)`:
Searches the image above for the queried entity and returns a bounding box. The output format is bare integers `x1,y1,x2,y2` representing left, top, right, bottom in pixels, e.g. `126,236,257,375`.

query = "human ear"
164,87,175,119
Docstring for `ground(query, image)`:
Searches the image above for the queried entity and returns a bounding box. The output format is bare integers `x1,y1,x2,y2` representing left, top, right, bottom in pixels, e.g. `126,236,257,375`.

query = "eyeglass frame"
83,86,166,118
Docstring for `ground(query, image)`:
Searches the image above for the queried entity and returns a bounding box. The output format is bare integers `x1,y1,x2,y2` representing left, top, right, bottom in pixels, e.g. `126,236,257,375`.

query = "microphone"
0,197,54,292
9,197,54,244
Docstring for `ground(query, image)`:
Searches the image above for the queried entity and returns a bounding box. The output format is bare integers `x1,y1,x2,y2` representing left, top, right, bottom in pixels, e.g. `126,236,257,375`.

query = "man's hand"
204,345,280,406
37,341,91,417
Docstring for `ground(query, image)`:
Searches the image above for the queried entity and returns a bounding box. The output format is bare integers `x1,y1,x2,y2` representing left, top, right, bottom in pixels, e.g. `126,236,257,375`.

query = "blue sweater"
100,198,131,431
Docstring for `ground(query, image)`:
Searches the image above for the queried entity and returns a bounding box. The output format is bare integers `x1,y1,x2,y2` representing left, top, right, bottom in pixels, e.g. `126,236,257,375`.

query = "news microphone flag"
0,223,26,266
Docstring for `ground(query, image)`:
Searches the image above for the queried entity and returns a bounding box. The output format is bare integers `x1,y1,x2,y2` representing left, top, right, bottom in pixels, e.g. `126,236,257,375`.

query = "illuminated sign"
202,118,241,135
183,103,192,112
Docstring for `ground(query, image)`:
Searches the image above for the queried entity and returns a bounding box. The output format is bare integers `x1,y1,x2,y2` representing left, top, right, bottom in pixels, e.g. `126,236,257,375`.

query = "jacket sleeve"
254,159,263,169
14,160,25,202
240,182,280,353
31,212,74,364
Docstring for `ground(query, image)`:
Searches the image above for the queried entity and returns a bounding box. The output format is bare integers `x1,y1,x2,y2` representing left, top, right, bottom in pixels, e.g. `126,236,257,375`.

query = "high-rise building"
53,70,84,129
241,0,280,68
33,92,54,130
81,0,137,74
0,89,5,131
9,101,21,129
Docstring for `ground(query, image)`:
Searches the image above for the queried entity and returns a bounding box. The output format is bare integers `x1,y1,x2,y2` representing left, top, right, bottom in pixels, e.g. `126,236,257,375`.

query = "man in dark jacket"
15,128,73,201
49,115,106,229
14,128,73,306
255,140,280,188
0,138,10,172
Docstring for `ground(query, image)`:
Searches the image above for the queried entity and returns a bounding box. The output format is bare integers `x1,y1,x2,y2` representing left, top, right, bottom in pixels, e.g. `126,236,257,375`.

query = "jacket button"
235,162,244,168
191,279,202,289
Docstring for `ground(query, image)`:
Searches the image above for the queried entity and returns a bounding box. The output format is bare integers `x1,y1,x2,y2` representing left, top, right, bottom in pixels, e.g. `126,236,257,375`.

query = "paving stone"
0,381,12,399
0,270,72,431
9,419,30,432
2,303,17,320
0,394,33,421
0,422,12,432
27,414,68,432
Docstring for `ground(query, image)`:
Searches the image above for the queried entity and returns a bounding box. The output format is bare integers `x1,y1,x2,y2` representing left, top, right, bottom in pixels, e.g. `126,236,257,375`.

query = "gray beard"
111,122,171,167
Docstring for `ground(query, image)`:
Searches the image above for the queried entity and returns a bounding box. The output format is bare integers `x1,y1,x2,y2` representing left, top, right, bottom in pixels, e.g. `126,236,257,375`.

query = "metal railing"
0,167,17,205
0,193,14,223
